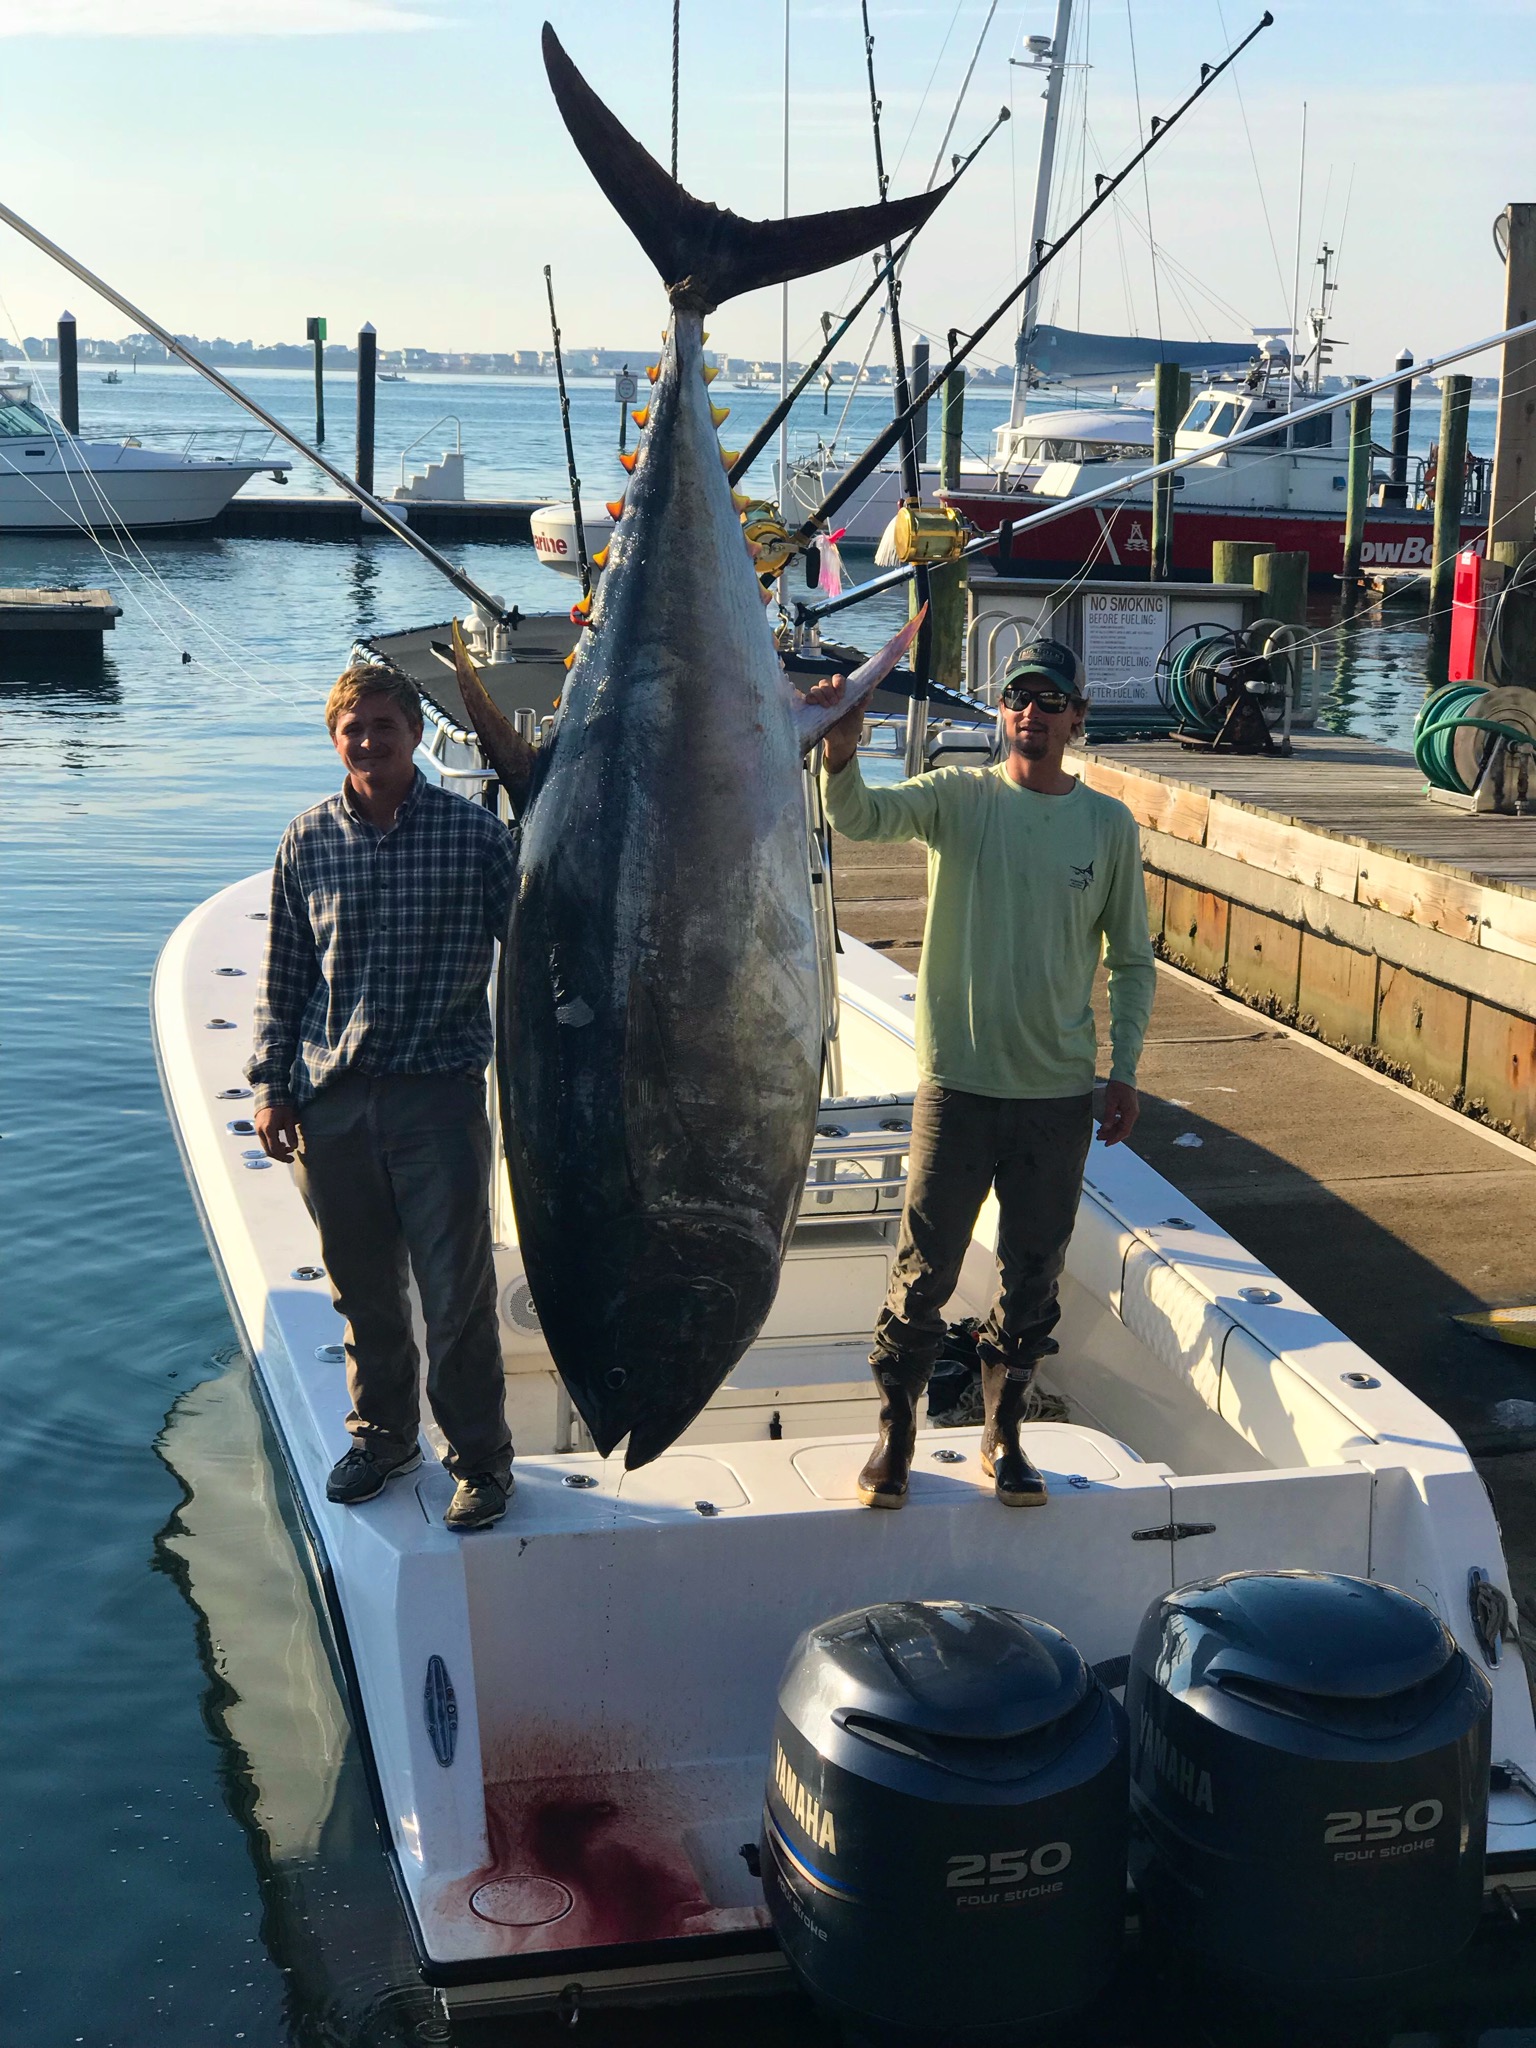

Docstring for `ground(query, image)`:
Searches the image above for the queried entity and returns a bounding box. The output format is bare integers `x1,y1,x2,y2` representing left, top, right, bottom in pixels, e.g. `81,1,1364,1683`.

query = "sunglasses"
999,682,1078,714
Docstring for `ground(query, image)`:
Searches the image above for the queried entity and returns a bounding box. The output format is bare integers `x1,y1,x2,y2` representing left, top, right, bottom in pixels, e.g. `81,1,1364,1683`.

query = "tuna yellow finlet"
702,364,721,384
605,497,626,520
731,490,752,512
618,450,638,473
720,448,741,469
631,406,650,429
573,592,593,616
710,404,731,427
591,545,610,569
562,652,576,669
646,364,660,384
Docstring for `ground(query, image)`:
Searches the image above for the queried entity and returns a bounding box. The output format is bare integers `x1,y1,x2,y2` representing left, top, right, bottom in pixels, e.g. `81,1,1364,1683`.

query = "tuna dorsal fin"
449,620,537,815
793,609,928,755
542,24,950,311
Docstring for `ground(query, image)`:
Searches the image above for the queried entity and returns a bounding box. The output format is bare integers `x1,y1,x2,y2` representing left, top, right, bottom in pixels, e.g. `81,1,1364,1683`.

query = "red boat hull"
941,489,1483,583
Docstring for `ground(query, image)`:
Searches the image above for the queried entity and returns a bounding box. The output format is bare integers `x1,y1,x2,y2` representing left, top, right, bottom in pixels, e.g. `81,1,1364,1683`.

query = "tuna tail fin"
543,24,950,311
793,609,927,756
449,620,538,816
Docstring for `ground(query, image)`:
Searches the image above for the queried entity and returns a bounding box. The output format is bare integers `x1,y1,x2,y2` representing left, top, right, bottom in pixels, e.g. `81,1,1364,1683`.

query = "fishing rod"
789,8,1275,551
544,264,592,601
799,311,1536,624
726,103,1009,487
860,0,933,766
0,197,512,623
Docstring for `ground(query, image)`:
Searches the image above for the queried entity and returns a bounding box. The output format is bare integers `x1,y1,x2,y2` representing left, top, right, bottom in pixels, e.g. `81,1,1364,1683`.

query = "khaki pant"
294,1071,511,1483
872,1083,1094,1391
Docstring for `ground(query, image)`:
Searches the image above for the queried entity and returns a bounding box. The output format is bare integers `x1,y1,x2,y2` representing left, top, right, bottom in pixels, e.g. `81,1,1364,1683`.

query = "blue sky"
0,1,1523,381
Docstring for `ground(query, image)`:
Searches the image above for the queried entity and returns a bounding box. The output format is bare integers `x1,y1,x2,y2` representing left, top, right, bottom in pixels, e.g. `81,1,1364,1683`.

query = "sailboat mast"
1008,0,1074,429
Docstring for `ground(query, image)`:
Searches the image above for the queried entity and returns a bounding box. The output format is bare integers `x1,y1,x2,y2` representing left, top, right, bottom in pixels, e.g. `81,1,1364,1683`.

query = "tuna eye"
605,1367,628,1389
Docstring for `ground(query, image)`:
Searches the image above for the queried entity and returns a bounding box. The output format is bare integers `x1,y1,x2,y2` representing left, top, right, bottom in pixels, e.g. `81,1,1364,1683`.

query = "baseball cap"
1000,638,1083,697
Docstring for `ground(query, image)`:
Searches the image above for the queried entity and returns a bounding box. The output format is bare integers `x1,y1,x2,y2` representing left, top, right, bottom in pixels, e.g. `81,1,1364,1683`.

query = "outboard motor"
1128,1571,1492,1993
762,1601,1127,2039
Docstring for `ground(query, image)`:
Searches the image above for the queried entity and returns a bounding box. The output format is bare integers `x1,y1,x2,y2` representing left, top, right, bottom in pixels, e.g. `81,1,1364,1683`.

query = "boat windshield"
0,399,50,439
1182,396,1239,437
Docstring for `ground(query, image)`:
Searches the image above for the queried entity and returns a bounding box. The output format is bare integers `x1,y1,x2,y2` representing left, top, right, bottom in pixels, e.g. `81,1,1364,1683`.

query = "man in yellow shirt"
815,639,1156,1510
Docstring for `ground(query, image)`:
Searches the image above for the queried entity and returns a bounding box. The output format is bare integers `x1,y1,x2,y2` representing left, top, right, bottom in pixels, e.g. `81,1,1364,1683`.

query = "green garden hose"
1413,684,1533,791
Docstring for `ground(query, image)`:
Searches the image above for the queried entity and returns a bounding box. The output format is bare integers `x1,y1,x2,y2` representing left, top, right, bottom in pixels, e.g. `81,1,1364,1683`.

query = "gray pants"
293,1071,511,1483
873,1083,1095,1390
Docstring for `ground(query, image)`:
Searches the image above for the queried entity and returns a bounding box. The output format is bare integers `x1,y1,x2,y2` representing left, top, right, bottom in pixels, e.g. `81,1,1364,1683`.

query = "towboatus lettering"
774,1741,838,1853
1138,1712,1215,1813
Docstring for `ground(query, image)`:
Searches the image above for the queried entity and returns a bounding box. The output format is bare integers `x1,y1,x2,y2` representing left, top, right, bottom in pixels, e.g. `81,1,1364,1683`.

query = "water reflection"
155,1354,440,2047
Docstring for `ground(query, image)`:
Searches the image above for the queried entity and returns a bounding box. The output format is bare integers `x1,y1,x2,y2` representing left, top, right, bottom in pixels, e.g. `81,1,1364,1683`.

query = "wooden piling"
1488,203,1536,557
1212,540,1273,586
924,366,968,691
910,337,930,468
57,311,78,436
1429,373,1472,683
355,323,376,495
1152,361,1180,581
306,316,327,446
1342,391,1372,594
1254,550,1308,626
1386,347,1413,506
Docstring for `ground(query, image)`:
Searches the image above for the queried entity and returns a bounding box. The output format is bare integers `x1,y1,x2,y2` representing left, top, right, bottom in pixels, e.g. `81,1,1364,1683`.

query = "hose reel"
1414,681,1536,813
1156,616,1299,754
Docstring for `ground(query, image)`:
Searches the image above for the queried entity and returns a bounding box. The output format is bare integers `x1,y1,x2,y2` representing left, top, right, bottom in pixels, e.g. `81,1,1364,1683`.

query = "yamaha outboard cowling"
1129,1570,1491,1992
762,1601,1127,2039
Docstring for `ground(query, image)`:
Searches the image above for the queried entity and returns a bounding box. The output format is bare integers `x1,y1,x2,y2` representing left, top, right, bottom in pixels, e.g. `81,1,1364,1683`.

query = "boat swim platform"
0,586,121,639
834,731,1536,1148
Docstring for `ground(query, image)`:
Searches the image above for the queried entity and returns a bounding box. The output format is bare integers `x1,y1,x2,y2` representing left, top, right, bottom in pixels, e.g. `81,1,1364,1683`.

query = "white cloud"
0,0,442,34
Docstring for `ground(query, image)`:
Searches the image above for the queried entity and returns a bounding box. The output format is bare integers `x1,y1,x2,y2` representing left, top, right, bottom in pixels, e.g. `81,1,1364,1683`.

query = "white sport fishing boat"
0,375,289,531
154,682,1536,2019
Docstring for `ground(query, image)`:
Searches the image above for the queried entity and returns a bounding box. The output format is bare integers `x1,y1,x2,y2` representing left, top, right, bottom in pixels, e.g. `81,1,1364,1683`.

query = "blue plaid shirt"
247,771,518,1111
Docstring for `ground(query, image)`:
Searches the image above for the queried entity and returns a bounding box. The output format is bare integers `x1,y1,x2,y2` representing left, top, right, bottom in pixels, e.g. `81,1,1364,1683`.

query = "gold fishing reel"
740,500,798,580
893,499,966,567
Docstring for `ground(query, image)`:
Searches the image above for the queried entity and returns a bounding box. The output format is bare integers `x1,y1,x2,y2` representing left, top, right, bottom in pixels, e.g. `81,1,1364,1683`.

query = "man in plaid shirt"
249,662,518,1531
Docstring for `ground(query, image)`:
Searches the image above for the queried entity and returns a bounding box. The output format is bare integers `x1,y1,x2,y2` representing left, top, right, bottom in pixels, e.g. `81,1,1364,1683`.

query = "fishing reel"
892,499,966,567
740,500,798,581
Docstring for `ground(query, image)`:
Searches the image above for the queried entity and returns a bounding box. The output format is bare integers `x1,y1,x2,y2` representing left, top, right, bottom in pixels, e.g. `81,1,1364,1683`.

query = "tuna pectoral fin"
449,620,537,815
543,24,949,311
792,607,928,756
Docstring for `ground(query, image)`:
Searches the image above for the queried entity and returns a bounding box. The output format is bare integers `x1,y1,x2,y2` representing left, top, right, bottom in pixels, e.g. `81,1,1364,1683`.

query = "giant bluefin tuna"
454,24,945,1468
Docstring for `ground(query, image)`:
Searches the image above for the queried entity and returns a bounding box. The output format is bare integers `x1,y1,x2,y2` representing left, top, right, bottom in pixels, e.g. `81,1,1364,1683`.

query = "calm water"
0,371,1517,2045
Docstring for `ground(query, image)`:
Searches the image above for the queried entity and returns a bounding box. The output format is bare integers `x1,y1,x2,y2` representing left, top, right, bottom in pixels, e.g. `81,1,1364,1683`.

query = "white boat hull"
0,446,283,531
153,868,1536,2010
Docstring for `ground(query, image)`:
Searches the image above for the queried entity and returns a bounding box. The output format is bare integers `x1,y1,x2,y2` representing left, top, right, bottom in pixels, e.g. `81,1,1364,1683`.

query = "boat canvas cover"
1021,323,1257,383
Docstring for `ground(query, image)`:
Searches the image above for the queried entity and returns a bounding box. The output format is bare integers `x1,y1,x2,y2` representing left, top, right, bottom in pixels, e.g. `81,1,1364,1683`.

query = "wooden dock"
832,731,1536,1146
210,496,541,541
0,587,121,638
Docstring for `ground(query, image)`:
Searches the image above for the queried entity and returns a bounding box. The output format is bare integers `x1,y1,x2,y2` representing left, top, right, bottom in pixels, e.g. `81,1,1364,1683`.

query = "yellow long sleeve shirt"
823,757,1155,1098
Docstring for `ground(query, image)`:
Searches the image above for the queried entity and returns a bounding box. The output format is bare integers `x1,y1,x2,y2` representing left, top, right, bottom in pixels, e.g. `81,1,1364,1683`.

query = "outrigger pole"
800,309,1536,624
726,103,1009,488
0,198,512,624
788,9,1275,553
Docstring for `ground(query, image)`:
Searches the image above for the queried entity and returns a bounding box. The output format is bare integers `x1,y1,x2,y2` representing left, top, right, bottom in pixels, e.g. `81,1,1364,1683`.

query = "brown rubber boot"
979,1360,1048,1507
857,1362,920,1509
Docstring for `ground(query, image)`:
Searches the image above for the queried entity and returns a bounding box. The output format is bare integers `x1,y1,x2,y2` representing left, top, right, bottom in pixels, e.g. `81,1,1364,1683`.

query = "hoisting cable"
786,9,1275,554
0,195,512,624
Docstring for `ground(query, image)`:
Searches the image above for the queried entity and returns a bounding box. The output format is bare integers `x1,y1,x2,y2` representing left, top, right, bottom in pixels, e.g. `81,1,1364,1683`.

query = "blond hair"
325,661,423,734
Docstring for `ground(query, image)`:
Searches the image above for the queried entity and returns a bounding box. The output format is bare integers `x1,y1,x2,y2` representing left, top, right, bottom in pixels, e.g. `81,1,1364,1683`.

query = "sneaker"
325,1441,422,1505
445,1472,513,1532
